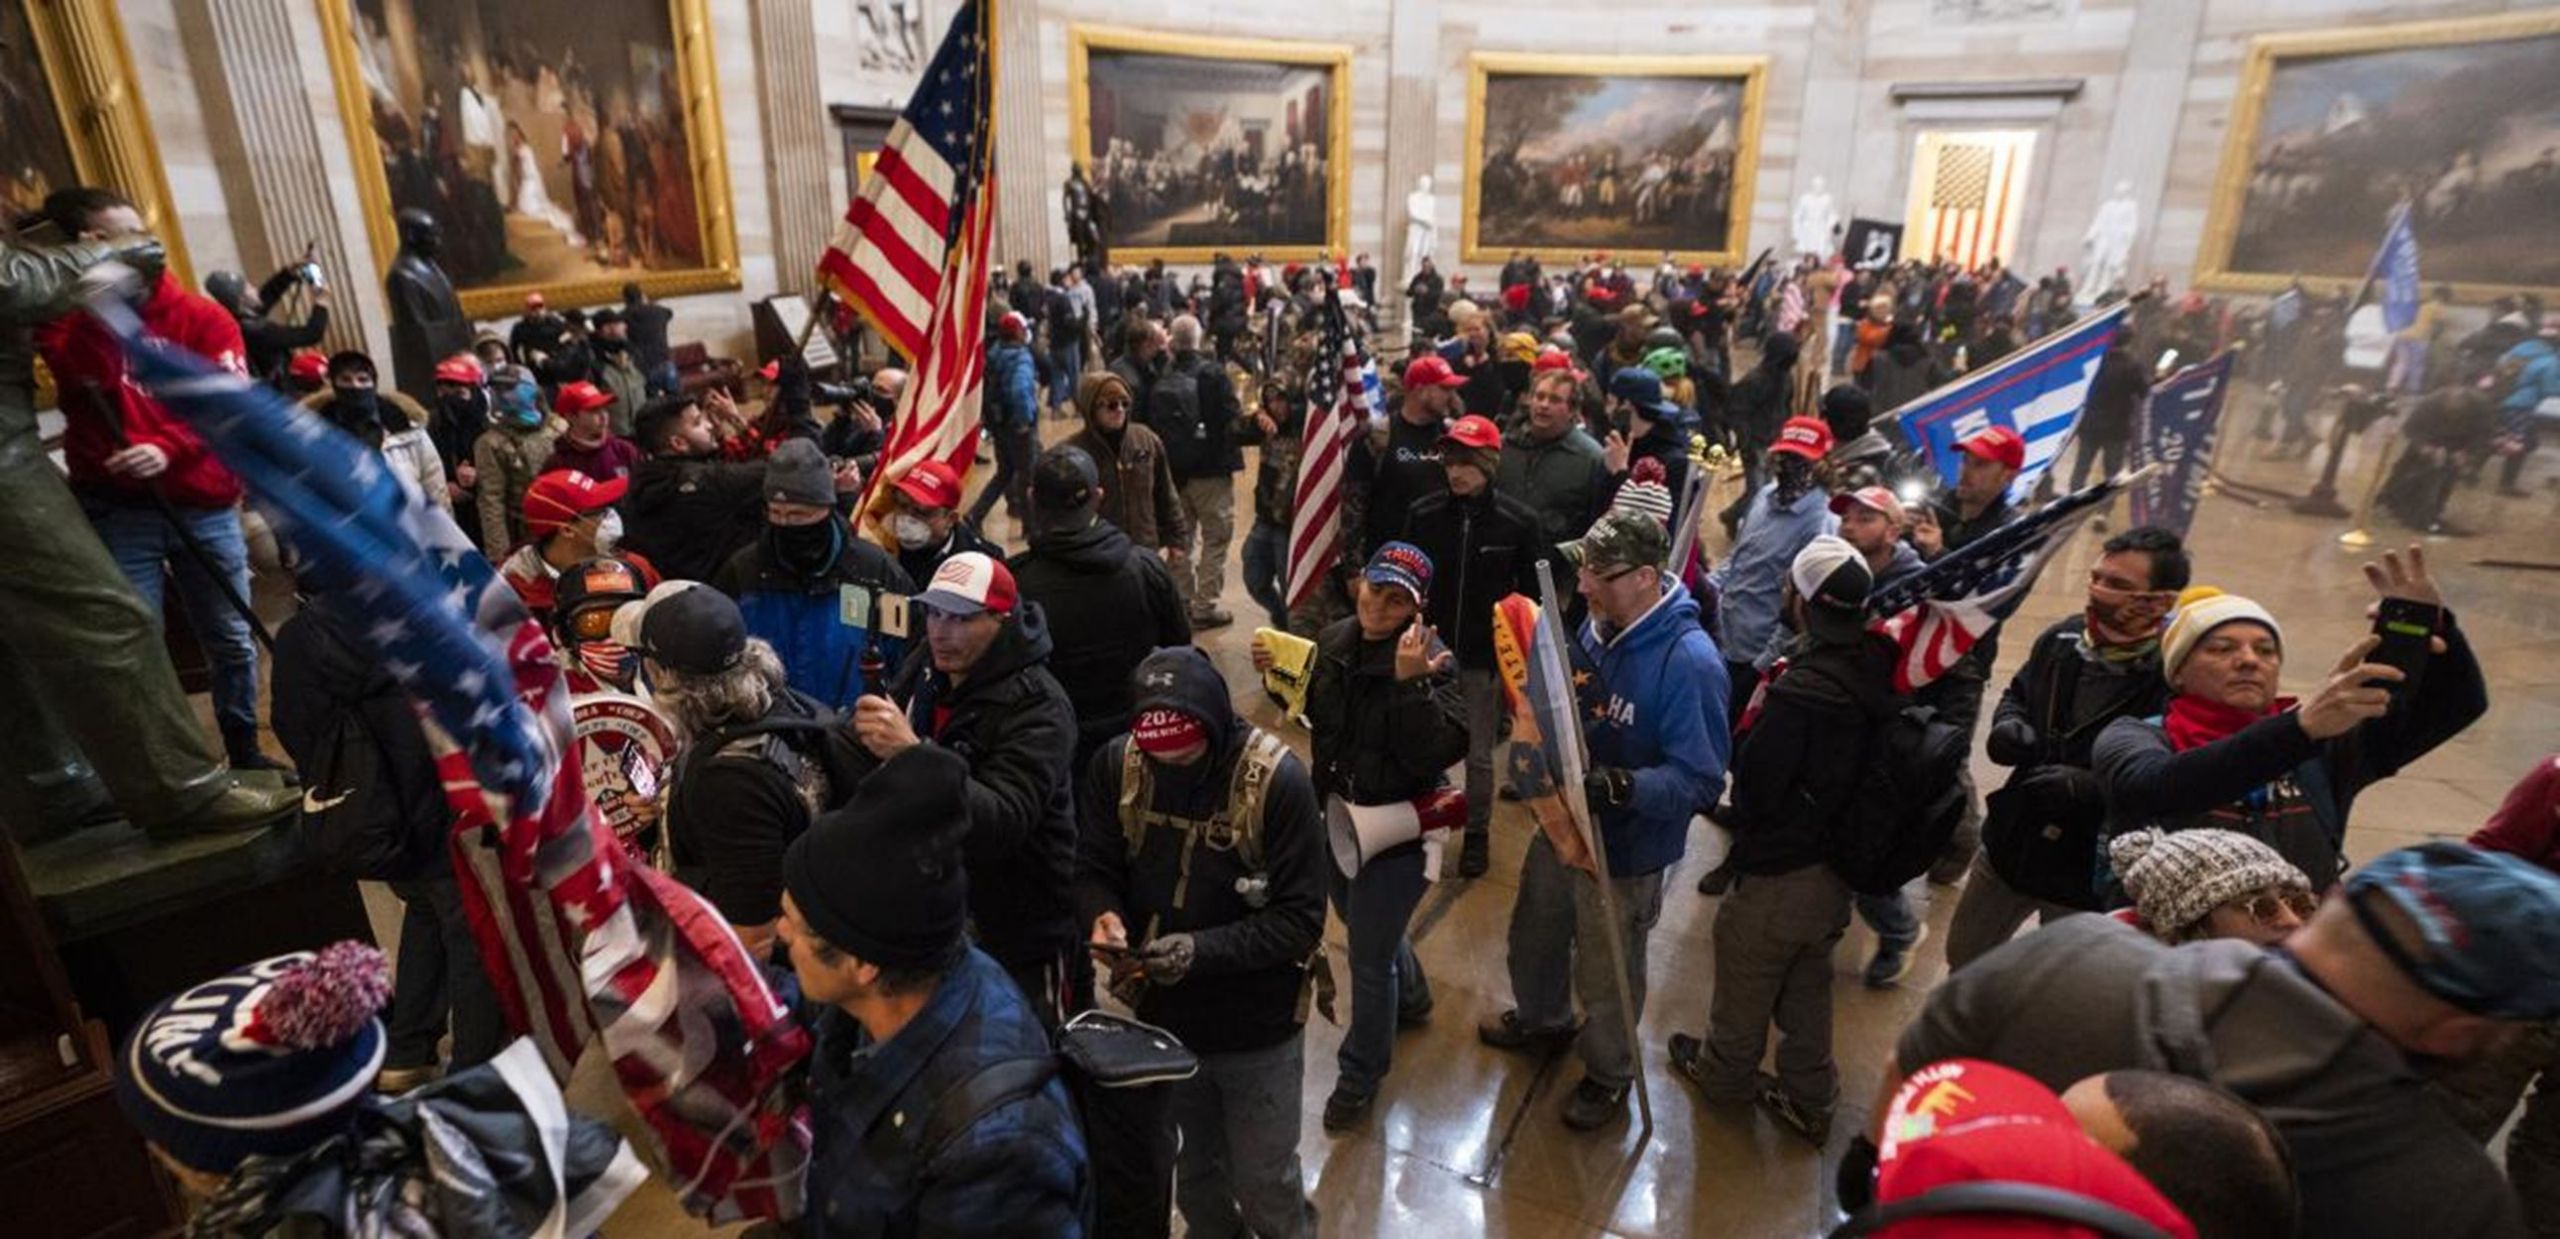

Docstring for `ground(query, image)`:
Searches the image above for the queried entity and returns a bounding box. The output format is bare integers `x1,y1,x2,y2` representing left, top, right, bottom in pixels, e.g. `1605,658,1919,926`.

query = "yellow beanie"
2161,586,2281,680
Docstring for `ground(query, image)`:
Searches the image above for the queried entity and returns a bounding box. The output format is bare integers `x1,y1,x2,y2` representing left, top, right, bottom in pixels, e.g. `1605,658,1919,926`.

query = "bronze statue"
385,208,473,406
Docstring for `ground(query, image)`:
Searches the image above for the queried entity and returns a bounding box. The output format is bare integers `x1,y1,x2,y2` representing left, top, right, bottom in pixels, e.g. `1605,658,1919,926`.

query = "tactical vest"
1117,727,1290,910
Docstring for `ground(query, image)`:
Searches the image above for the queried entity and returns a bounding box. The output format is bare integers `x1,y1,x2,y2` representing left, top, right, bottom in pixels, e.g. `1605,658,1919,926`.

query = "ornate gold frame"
2194,9,2560,301
1066,24,1352,264
1462,51,1767,267
315,0,740,317
19,0,192,284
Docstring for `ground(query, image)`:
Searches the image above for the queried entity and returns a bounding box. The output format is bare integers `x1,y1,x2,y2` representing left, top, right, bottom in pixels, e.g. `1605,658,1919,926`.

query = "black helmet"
555,557,648,640
1644,326,1686,354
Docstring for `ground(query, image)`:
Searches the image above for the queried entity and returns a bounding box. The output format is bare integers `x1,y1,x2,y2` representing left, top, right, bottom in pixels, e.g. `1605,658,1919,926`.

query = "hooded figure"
1010,445,1192,770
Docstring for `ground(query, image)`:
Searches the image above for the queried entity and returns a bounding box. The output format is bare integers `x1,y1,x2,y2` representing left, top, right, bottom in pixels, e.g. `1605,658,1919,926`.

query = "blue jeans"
1240,519,1288,631
1329,846,1430,1098
1504,832,1668,1089
1048,343,1085,411
85,500,260,745
1857,885,1922,950
1171,1035,1317,1238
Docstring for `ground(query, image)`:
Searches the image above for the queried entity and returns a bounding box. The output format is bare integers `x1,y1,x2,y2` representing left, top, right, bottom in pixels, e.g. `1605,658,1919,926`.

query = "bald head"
1169,315,1203,353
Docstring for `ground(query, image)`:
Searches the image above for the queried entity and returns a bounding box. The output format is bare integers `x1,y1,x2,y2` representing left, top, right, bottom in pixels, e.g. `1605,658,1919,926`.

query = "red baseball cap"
998,311,1028,339
523,469,628,540
919,551,1017,616
1403,355,1467,390
288,350,329,384
1440,415,1502,451
1961,425,2028,471
553,380,614,416
433,354,484,386
1769,416,1836,461
1871,1059,2196,1238
1501,283,1530,312
893,460,964,511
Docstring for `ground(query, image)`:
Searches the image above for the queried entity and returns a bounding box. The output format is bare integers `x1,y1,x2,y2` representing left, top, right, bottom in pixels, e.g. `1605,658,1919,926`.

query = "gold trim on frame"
315,0,741,318
2193,9,2560,302
1462,51,1768,268
21,0,193,285
1066,24,1352,265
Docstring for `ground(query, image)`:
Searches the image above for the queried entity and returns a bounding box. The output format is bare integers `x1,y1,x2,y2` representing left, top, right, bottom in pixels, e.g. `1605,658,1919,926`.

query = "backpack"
1116,727,1292,901
297,695,445,882
665,692,872,867
1801,670,1970,897
1147,358,1210,476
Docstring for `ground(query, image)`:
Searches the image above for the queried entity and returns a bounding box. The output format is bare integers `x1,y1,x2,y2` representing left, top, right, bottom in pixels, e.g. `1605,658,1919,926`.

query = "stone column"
1379,0,1438,335
752,0,833,297
2090,0,2204,285
990,0,1049,274
178,0,369,352
1793,0,1873,234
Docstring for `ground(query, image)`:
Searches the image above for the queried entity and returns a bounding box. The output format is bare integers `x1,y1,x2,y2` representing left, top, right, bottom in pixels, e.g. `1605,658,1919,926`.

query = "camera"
811,377,876,408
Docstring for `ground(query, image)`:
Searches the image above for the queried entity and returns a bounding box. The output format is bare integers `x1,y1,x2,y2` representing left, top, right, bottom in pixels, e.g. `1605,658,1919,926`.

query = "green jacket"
0,237,140,459
1495,422,1611,553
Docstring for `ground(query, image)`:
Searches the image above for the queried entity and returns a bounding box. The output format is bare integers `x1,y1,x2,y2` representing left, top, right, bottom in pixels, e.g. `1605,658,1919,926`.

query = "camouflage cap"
1562,510,1669,573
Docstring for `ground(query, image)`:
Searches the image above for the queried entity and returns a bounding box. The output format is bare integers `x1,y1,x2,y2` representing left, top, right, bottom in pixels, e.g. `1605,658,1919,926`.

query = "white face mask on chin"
891,513,935,550
593,509,624,553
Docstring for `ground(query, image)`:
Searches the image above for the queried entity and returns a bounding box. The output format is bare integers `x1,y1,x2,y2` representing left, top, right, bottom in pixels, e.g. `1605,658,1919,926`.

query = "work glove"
1137,933,1197,987
1583,766,1635,811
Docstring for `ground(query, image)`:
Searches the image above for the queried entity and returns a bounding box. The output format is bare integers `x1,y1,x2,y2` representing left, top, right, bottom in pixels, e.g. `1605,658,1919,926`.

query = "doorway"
1902,129,2036,269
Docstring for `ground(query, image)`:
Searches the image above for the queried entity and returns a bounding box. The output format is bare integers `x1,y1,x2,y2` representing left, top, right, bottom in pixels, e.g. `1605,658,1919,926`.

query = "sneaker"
1189,604,1235,630
1477,1009,1580,1055
1863,924,1929,989
1755,1073,1833,1147
1695,860,1735,896
147,778,299,841
1458,831,1490,878
1667,1032,1752,1104
1321,1085,1373,1132
1561,1077,1629,1131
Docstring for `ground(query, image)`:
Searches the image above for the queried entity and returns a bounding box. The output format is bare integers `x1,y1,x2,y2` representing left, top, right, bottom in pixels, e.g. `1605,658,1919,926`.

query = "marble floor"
474,383,2558,1238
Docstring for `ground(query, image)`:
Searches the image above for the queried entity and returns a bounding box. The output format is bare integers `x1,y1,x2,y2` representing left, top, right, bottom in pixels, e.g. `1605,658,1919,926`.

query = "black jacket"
623,451,767,584
894,604,1081,967
1726,635,1902,876
1008,517,1192,766
238,269,330,386
1725,335,1797,452
1073,651,1324,1054
1351,413,1449,559
2083,347,2150,441
1303,618,1469,813
268,606,446,882
1157,350,1244,480
1495,424,1611,554
1399,488,1546,672
668,689,834,925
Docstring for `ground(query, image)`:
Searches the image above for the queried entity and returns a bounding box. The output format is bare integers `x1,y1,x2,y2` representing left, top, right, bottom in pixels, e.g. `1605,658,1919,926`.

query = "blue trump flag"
2127,353,2234,539
2374,202,2421,334
1894,302,2128,504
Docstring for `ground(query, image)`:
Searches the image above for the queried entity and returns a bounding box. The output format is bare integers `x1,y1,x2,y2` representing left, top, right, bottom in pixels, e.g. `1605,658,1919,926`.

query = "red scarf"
2163,692,2295,752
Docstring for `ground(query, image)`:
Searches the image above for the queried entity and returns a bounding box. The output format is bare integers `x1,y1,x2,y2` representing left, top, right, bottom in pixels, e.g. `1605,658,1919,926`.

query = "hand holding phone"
2370,597,2437,705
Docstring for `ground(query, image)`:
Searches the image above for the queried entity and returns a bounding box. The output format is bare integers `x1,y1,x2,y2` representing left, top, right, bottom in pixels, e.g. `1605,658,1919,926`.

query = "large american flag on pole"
1866,472,2133,695
103,300,813,1224
820,0,995,525
1286,285,1381,609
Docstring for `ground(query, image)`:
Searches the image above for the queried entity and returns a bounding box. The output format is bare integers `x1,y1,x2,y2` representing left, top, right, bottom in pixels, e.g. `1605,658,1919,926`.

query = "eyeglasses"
2231,888,2318,927
1578,562,1639,583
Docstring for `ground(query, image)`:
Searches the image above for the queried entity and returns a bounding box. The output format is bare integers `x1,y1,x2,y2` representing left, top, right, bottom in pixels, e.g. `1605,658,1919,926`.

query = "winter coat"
1074,653,1324,1054
2083,347,2149,441
1303,618,1468,813
712,517,915,710
894,604,1081,969
1350,413,1449,559
1061,423,1189,551
1496,423,1611,554
2095,615,2484,885
1865,340,1943,414
1236,401,1305,527
1578,580,1731,877
588,348,648,436
1009,516,1191,766
1624,416,1696,506
985,337,1040,430
1398,488,1546,672
540,434,646,484
1726,634,1902,876
1725,334,1798,452
2501,337,2560,420
36,271,248,510
1706,482,1839,665
304,387,451,512
620,449,766,584
1156,350,1245,480
473,420,564,554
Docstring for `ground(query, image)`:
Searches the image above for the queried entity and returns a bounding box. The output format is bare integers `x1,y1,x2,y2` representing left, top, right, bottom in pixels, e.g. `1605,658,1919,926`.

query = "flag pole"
1534,558,1652,1141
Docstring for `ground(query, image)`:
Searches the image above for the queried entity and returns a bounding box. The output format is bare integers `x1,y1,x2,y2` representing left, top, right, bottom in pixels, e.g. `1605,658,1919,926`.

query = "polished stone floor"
533,383,2560,1237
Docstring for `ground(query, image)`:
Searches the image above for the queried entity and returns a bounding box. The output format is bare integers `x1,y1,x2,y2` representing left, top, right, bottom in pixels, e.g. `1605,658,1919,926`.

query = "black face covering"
595,336,628,355
770,515,842,575
1772,453,1815,507
331,387,393,434
439,388,488,427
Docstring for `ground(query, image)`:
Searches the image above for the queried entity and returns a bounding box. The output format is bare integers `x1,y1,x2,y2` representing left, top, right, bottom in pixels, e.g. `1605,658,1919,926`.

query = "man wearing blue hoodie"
1479,510,1729,1131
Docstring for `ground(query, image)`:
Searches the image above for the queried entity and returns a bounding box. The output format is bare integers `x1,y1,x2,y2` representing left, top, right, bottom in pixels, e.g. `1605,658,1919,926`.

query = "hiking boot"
1458,830,1490,878
1756,1073,1833,1147
1863,924,1929,989
1189,604,1235,630
1561,1077,1629,1131
145,778,298,841
1695,860,1735,896
1321,1085,1373,1132
1477,1009,1580,1056
1668,1032,1753,1104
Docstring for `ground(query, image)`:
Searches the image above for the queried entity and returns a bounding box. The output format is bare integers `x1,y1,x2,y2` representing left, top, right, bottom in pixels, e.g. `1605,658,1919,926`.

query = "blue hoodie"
985,336,1040,429
1578,579,1732,877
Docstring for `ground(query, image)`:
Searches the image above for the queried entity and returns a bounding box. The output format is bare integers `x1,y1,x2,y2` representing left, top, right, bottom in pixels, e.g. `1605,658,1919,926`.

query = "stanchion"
2337,435,2399,550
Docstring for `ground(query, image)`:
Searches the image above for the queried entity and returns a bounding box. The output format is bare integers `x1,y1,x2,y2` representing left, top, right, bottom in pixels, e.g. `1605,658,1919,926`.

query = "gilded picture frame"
7,0,192,283
316,0,740,317
1067,25,1352,264
2193,9,2560,301
1463,52,1768,267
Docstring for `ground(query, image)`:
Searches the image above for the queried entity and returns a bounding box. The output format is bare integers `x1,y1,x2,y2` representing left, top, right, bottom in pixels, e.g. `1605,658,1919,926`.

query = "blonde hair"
652,638,790,734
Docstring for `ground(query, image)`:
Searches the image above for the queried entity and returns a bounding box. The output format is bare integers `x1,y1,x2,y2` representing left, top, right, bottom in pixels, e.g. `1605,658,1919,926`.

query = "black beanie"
783,745,972,969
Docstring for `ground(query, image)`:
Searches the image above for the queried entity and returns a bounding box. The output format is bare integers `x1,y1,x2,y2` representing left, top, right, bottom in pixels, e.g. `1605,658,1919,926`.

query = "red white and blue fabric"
1287,284,1382,609
821,1,995,528
1893,302,2127,504
1866,473,2127,695
101,299,814,1225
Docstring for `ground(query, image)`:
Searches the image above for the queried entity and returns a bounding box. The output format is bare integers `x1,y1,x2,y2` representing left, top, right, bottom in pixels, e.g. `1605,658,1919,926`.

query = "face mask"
596,336,627,354
772,516,841,568
333,387,380,424
593,509,623,553
440,389,488,424
575,639,634,687
891,513,935,550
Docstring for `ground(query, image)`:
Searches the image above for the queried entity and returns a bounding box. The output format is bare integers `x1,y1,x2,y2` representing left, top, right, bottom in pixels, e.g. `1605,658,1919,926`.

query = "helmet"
1641,346,1688,381
554,557,648,639
1644,326,1687,354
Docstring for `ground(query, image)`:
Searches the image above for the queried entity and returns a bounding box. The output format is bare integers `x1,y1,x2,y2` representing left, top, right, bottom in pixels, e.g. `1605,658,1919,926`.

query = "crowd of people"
9,168,2560,1239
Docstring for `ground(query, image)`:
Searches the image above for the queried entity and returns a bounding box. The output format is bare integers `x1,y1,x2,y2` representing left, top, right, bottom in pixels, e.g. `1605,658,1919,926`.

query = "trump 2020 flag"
1894,302,2127,504
2128,353,2234,539
1868,472,2131,694
102,299,814,1225
1492,593,1600,870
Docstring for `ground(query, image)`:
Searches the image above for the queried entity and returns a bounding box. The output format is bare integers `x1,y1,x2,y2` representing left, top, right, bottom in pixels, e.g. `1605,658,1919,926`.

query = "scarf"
2163,692,2295,752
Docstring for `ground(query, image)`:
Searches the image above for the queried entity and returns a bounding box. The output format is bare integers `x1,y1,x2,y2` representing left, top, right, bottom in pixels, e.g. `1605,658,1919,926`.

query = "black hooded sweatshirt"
1074,649,1326,1054
1009,516,1193,767
1727,632,1903,876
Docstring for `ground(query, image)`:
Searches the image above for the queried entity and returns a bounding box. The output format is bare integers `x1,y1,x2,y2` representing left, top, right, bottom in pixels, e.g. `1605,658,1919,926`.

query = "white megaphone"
1328,789,1468,879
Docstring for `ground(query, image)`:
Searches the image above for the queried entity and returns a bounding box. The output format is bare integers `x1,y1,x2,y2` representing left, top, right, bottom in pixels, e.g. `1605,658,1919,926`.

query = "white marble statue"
1791,176,1839,260
2081,181,2141,302
1404,175,1438,279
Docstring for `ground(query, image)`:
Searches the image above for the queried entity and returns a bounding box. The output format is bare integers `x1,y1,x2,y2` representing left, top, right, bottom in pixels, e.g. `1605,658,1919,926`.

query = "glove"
1583,766,1634,811
1986,716,2041,765
1137,933,1197,987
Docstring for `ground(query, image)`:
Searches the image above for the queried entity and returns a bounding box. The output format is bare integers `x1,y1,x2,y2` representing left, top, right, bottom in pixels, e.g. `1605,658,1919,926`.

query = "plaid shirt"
804,947,1088,1237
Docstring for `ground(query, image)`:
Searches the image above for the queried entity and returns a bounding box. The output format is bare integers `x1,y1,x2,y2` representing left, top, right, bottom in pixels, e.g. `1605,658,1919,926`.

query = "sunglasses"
2230,887,2318,927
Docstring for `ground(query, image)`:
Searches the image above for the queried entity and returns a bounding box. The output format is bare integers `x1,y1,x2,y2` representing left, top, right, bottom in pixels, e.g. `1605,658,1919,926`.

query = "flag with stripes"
102,299,813,1225
819,0,995,525
1287,284,1381,609
1893,302,2127,505
1866,472,2130,694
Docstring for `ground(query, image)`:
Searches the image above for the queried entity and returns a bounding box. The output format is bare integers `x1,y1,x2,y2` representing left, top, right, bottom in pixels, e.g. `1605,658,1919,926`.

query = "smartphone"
2370,597,2437,704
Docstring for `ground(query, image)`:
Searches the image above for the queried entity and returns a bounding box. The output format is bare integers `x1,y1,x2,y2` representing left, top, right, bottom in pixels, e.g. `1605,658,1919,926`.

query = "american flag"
820,0,995,525
104,301,813,1224
1867,473,2129,695
1287,284,1381,609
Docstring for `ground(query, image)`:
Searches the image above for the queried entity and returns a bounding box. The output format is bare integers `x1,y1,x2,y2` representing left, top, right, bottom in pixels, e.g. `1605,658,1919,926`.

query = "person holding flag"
1909,424,2025,885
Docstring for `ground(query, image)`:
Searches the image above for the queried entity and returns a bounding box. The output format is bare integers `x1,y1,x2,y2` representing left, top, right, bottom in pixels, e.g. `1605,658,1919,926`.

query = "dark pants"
384,877,507,1071
2432,1021,2560,1234
1699,864,1853,1111
1725,659,1764,743
1329,847,1430,1098
966,421,1037,526
1171,1036,1317,1238
2070,429,2126,491
1921,674,1987,881
1241,519,1288,631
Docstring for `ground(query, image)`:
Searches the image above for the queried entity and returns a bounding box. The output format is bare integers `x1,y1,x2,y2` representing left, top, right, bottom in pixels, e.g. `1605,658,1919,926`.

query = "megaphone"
1327,789,1467,878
